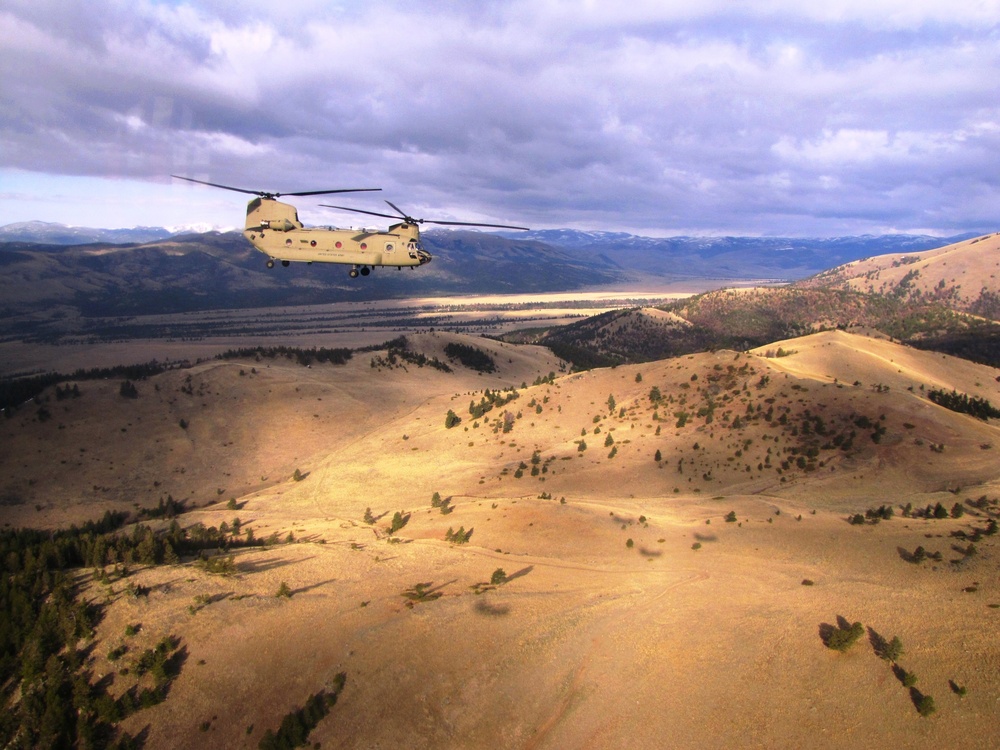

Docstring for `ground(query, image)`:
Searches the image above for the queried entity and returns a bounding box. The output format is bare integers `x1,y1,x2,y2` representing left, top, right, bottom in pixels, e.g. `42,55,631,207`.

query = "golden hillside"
2,331,999,749
803,232,1000,318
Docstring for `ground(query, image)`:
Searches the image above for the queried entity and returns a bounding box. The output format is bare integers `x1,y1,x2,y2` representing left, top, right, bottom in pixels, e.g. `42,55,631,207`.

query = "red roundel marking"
360,242,367,249
335,241,342,248
311,240,317,247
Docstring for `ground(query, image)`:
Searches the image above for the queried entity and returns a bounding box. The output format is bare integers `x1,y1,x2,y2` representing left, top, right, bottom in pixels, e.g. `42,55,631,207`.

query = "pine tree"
882,635,904,663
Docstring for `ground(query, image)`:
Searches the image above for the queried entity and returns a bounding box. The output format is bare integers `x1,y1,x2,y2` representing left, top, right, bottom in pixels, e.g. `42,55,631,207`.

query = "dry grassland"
2,329,999,748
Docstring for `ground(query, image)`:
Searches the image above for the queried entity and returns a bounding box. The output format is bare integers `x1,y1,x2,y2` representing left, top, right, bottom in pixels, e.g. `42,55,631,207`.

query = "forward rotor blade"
172,175,380,199
171,175,259,196
284,188,381,197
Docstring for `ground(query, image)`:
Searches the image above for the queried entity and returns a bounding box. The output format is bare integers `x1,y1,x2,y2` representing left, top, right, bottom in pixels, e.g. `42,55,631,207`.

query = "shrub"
276,582,292,598
445,410,461,429
725,511,737,523
196,554,236,576
915,693,936,717
490,568,507,585
826,621,864,651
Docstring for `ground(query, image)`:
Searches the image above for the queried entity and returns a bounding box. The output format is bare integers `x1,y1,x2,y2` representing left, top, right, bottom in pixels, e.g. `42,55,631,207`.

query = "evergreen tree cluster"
445,526,473,544
218,345,352,367
257,674,347,750
389,511,410,534
444,342,497,373
928,388,1000,420
1,359,179,412
468,387,519,419
0,511,196,748
368,336,452,372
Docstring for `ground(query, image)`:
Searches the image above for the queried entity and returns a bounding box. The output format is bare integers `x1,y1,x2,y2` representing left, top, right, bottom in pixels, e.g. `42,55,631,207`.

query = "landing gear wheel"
266,259,274,269
360,266,371,276
281,260,290,267
349,268,359,278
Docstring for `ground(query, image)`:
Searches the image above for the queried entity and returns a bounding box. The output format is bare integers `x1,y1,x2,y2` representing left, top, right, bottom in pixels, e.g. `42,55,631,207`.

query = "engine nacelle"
261,218,295,232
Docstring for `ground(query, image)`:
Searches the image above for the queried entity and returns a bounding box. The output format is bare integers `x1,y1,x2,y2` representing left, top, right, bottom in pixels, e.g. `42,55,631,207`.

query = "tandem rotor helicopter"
171,175,529,278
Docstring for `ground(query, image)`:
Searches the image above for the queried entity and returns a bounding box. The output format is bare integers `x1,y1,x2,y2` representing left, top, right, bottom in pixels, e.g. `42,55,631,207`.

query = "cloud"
1,0,999,235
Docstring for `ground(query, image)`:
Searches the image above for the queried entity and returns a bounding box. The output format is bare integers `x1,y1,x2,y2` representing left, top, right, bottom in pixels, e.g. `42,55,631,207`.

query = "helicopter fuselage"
243,197,431,272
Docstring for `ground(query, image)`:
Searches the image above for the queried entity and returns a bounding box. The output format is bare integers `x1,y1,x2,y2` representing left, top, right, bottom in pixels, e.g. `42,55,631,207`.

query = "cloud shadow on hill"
474,599,511,617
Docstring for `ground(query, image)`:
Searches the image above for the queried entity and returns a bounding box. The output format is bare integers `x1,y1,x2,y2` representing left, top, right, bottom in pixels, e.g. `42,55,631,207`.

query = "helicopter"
171,175,529,278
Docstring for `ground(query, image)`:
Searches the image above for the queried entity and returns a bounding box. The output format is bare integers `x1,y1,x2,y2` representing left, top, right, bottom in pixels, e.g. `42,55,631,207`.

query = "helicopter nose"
418,250,432,265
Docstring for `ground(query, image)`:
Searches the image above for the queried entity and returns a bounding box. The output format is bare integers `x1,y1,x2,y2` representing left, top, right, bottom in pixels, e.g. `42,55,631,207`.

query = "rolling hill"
3,224,1000,748
515,233,1000,369
2,330,999,748
802,232,1000,317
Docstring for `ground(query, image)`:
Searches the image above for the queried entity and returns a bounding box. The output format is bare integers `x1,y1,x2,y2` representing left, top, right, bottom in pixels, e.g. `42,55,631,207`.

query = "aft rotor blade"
322,199,529,230
384,200,411,220
422,219,531,230
320,204,403,220
383,200,528,230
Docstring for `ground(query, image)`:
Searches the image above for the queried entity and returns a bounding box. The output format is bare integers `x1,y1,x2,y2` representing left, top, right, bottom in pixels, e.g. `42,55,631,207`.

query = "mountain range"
0,221,976,323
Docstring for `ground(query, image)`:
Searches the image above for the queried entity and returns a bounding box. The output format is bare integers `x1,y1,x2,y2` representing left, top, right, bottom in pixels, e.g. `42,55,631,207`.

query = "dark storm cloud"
2,0,999,235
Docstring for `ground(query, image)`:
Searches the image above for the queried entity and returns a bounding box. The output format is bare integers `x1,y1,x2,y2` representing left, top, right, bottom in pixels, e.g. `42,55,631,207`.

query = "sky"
2,0,1000,237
